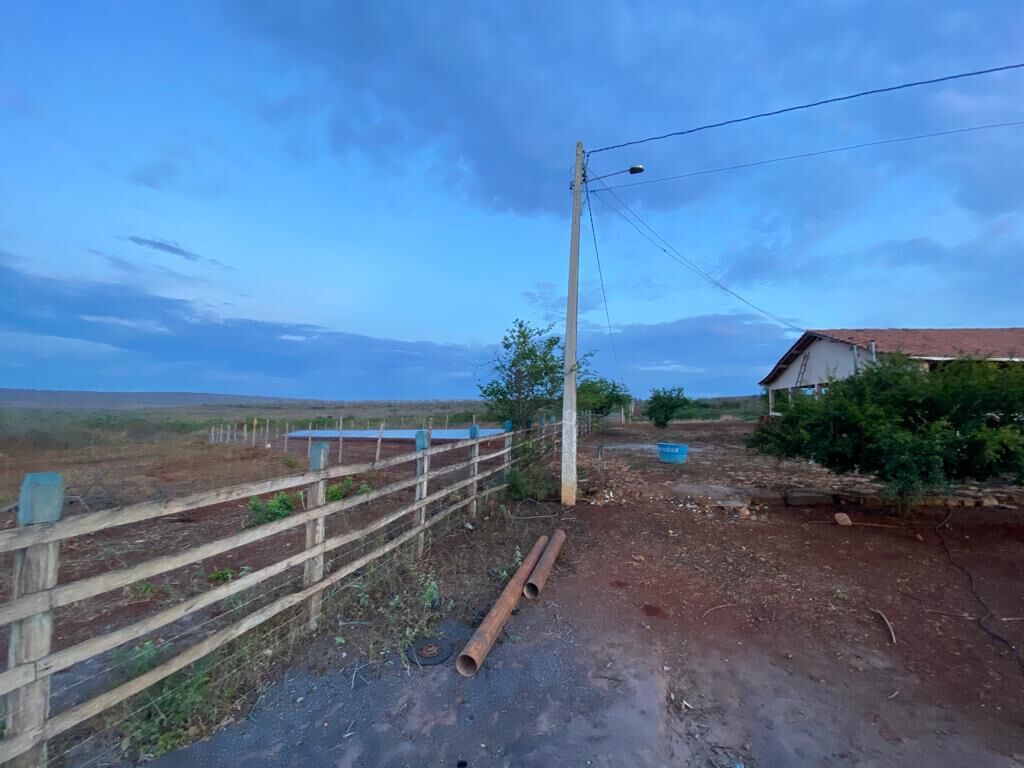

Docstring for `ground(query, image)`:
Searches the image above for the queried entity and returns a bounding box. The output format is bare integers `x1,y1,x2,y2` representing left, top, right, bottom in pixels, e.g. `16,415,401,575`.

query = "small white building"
759,328,1024,413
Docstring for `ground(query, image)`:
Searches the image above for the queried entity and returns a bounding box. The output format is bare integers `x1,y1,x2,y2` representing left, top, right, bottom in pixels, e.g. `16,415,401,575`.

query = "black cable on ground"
934,510,1024,676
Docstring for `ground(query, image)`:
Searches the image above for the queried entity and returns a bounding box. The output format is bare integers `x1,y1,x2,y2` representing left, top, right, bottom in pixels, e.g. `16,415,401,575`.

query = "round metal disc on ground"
406,638,453,666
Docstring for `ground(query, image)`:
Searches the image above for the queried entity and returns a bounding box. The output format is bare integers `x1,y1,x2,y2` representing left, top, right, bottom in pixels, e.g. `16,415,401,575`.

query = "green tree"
748,356,1024,504
645,387,690,428
577,377,632,416
480,319,565,427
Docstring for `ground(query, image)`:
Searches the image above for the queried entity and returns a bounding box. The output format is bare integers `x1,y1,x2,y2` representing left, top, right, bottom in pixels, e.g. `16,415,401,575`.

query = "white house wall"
769,337,870,390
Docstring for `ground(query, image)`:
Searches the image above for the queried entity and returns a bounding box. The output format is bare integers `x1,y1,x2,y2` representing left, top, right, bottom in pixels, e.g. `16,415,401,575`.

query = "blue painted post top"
415,429,429,451
19,472,65,526
549,415,556,424
468,425,480,439
504,420,513,432
309,442,330,470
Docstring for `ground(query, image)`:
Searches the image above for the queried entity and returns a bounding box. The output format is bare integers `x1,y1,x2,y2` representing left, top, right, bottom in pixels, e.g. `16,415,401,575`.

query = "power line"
583,183,625,383
589,175,804,332
588,62,1024,155
593,119,1024,190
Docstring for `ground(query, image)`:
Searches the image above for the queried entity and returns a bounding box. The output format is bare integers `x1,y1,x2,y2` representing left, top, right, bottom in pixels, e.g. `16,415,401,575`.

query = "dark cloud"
125,236,200,260
86,248,198,282
0,261,790,397
0,262,489,398
719,217,1024,305
227,1,1022,225
581,313,795,396
124,236,234,271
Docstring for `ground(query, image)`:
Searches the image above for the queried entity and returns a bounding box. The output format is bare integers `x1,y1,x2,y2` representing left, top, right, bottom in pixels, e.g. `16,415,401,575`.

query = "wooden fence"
0,424,561,766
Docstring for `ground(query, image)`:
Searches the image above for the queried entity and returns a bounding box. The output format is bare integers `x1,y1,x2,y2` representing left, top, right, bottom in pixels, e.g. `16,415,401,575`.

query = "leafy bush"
326,477,354,502
749,356,1024,503
645,387,690,428
507,466,556,501
358,481,372,494
245,492,296,527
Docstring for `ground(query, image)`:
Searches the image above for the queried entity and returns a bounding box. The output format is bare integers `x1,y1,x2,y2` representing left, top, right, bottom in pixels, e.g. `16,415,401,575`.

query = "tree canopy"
645,387,690,428
577,377,631,416
479,319,564,427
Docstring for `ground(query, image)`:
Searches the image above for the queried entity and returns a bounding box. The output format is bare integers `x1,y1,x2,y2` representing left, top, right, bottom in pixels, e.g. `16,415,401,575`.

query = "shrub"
645,387,690,428
326,477,354,502
246,492,295,527
749,356,1024,504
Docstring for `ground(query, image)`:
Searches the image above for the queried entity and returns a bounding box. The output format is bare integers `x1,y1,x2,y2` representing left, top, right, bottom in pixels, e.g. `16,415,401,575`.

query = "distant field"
630,393,765,423
0,390,488,452
0,389,766,455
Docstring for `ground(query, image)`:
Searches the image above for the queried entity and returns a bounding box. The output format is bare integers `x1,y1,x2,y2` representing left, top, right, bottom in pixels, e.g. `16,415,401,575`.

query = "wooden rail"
0,425,554,766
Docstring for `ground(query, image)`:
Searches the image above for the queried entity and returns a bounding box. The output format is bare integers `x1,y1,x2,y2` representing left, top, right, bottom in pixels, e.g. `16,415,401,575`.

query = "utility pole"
561,141,585,506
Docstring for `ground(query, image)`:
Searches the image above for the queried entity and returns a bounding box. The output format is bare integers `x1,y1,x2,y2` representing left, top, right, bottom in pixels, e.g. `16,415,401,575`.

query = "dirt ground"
139,421,1024,767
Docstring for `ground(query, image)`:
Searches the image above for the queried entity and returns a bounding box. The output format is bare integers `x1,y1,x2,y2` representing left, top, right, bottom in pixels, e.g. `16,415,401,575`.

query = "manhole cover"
406,637,453,666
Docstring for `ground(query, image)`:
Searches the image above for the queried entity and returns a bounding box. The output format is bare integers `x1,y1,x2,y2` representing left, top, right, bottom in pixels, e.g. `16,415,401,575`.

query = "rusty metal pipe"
456,535,549,677
523,528,566,599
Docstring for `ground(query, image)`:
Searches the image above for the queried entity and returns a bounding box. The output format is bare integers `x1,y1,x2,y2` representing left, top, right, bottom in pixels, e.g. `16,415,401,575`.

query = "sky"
1,1,1022,399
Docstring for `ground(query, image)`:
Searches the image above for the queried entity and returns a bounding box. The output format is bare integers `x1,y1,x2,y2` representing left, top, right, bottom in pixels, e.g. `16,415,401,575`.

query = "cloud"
227,1,1022,223
124,236,234,271
522,280,603,324
126,158,181,190
0,260,795,397
580,313,798,396
125,236,201,260
0,261,489,397
79,315,170,334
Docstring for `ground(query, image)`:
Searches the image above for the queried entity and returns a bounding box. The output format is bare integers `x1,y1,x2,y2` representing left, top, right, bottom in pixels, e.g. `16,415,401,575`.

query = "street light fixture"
561,144,644,507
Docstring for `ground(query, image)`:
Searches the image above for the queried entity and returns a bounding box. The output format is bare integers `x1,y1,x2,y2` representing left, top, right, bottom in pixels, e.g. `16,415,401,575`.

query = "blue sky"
1,2,1021,399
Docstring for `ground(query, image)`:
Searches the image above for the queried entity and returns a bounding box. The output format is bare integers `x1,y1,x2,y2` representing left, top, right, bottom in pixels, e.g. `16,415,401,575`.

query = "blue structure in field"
656,442,689,464
286,428,506,441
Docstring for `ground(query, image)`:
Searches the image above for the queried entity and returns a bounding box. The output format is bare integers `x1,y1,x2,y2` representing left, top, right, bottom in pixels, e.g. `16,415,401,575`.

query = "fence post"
468,424,480,519
307,421,313,458
284,422,290,454
375,422,384,464
503,420,513,482
304,442,329,631
7,472,64,768
415,429,430,557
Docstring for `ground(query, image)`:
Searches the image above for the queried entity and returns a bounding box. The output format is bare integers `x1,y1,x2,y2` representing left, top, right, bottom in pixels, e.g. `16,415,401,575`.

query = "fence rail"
0,423,563,766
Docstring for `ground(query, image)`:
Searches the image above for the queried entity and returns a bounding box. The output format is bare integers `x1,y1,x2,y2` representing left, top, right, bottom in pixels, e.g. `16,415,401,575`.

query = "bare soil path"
139,423,1024,766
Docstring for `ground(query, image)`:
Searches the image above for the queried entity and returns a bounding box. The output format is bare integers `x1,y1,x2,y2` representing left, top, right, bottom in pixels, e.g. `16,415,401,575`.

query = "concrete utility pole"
561,141,585,506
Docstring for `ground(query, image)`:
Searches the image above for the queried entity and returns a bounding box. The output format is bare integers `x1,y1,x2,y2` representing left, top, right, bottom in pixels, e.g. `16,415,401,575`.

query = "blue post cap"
469,425,480,438
309,441,330,470
19,472,65,526
504,420,513,433
415,429,429,451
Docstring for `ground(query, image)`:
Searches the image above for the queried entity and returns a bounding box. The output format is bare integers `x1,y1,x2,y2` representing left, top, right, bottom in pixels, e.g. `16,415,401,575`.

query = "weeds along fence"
0,422,564,767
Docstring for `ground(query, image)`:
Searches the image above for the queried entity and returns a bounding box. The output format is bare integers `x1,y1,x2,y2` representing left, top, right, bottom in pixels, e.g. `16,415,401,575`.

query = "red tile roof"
811,328,1024,359
759,328,1024,386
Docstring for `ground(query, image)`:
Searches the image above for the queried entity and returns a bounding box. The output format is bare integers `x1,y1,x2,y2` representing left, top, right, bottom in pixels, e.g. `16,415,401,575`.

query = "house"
759,328,1024,413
